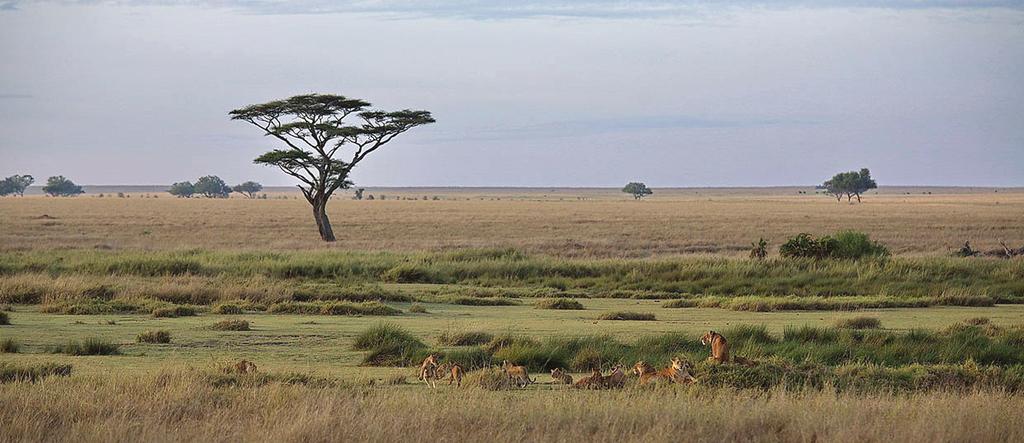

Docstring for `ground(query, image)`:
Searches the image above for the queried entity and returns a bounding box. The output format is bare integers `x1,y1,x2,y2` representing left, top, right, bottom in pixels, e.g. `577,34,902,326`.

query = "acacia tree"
230,94,434,241
42,175,83,197
194,175,232,198
622,182,653,200
232,181,263,198
0,174,34,196
823,168,877,202
168,181,195,198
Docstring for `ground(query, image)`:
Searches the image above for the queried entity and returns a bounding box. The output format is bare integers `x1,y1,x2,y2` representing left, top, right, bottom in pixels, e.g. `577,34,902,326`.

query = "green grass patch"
437,330,493,346
597,311,656,321
48,337,120,356
353,323,427,366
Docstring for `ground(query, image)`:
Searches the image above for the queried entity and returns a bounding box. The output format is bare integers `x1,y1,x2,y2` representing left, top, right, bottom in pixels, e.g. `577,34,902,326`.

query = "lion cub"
550,368,573,385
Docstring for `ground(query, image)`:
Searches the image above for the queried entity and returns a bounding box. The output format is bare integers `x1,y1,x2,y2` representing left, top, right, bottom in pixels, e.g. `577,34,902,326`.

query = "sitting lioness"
701,331,730,363
231,359,257,374
573,369,604,389
419,354,441,388
502,360,534,388
634,358,695,384
550,368,573,385
601,364,626,388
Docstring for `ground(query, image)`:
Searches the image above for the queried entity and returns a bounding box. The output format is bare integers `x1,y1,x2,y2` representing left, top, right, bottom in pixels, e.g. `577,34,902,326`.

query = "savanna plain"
2,187,1024,442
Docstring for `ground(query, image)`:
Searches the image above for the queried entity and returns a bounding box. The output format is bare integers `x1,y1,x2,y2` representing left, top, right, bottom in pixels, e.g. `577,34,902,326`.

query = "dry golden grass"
1,370,1022,442
1,188,1022,257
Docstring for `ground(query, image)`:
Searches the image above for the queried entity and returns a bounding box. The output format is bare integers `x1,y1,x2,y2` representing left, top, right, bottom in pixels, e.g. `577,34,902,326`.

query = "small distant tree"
622,182,653,200
823,168,877,203
0,174,34,196
194,175,232,198
230,94,434,241
353,188,365,200
168,181,195,198
232,181,263,199
42,176,84,197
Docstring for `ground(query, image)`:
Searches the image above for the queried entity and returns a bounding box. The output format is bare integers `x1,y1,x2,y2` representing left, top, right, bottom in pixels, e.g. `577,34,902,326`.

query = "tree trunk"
312,199,336,242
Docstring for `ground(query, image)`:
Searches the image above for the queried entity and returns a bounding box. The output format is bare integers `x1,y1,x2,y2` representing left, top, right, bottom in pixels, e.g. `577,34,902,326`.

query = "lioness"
701,331,730,363
634,358,695,384
601,364,626,388
419,354,441,388
447,363,464,387
550,368,573,385
573,368,604,389
230,359,257,374
501,360,534,388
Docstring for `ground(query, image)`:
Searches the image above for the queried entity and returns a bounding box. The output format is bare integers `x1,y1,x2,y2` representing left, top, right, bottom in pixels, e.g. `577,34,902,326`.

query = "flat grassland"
2,187,1024,442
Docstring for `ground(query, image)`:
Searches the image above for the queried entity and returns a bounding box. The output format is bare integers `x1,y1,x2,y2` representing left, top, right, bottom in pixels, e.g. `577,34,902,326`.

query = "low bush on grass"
835,316,882,329
437,330,493,346
152,305,198,318
408,303,427,313
534,298,584,310
353,323,427,366
49,337,120,355
211,319,250,331
1,338,20,353
779,231,889,260
267,301,402,316
597,311,656,321
0,362,72,383
136,330,171,343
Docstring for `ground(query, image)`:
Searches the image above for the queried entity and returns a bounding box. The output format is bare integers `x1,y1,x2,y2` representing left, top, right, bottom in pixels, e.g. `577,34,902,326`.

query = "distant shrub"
0,311,8,325
965,317,991,326
211,319,250,331
437,331,493,346
268,301,401,316
597,311,656,321
662,299,697,308
780,231,889,259
1,338,20,353
534,298,584,310
0,362,72,383
136,330,171,344
353,323,426,366
408,303,427,314
835,316,882,329
152,306,197,318
49,338,120,356
211,303,244,315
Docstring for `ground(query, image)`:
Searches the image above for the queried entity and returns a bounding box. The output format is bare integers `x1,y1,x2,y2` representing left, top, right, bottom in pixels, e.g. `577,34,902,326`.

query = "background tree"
622,182,653,200
230,93,434,241
823,168,877,202
168,181,195,198
232,181,263,199
42,176,84,197
0,174,34,197
194,175,232,198
353,188,365,200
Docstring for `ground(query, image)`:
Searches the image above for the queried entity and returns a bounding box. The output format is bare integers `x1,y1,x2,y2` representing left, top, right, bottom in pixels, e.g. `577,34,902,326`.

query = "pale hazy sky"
1,1,1022,187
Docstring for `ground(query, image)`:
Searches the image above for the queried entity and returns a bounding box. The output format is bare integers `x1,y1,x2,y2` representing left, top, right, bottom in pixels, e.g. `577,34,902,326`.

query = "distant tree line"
1,174,86,197
168,176,263,198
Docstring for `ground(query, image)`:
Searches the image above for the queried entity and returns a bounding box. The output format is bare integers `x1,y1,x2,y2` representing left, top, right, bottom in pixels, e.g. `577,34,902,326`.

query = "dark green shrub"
533,298,584,310
0,362,73,383
780,231,889,259
137,330,171,343
49,337,120,355
597,311,656,321
779,233,828,259
437,331,493,346
1,338,19,353
353,323,426,366
211,319,250,331
835,316,882,329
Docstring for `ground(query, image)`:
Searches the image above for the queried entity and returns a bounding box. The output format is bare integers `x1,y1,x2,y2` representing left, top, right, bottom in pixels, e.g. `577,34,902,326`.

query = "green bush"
835,316,882,329
437,331,493,346
49,338,120,356
533,298,584,310
779,231,889,259
136,330,171,344
353,323,427,366
0,362,73,383
211,319,250,331
1,338,20,353
597,311,656,321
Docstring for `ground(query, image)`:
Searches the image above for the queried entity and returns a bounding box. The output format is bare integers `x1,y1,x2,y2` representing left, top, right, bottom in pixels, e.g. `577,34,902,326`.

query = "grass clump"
780,231,890,260
597,311,656,321
662,299,697,308
1,338,20,353
533,298,584,310
835,316,883,329
211,319,250,331
0,311,8,325
268,301,402,316
437,330,493,346
408,303,427,313
446,297,519,306
353,323,427,366
136,330,171,344
49,337,120,355
0,362,73,383
965,317,991,326
462,367,518,390
211,303,244,315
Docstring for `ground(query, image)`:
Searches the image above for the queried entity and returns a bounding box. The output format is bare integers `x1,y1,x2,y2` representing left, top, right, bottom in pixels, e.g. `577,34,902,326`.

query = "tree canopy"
168,181,195,198
622,182,653,200
232,181,263,198
230,93,434,241
0,175,34,197
823,168,877,202
194,175,232,198
42,176,84,197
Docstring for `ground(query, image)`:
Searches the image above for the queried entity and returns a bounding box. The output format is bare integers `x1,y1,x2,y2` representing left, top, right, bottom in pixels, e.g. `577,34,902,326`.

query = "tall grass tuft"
136,330,171,344
534,298,584,310
211,319,250,331
1,338,20,353
49,337,120,355
0,362,72,383
597,311,656,321
353,323,427,366
268,301,402,316
835,316,882,329
437,330,493,346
